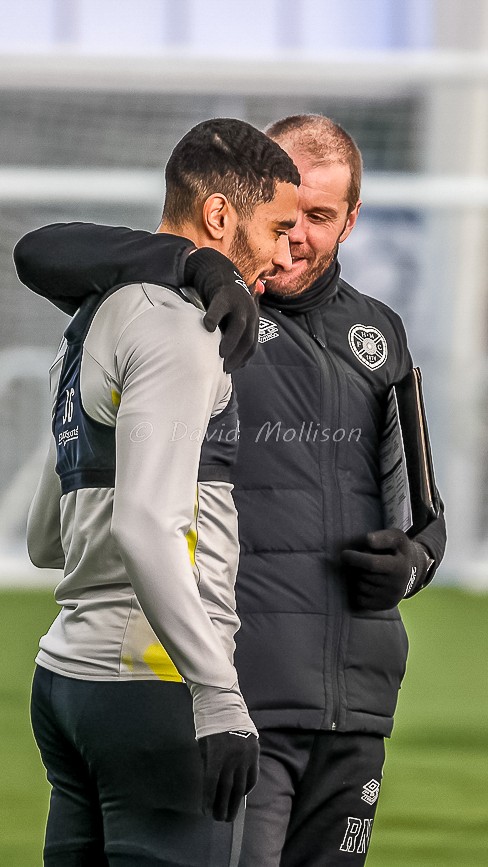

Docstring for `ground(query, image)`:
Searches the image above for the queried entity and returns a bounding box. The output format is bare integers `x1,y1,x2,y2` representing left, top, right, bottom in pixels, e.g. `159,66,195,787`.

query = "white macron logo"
258,317,279,343
404,566,417,596
361,779,380,805
348,324,388,370
234,271,251,294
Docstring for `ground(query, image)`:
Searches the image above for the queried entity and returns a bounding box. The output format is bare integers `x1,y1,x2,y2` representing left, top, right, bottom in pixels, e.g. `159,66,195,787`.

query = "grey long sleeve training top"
27,282,257,739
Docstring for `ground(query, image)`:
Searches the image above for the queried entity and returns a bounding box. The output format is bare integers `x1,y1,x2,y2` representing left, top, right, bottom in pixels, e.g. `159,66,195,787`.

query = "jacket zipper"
307,315,343,732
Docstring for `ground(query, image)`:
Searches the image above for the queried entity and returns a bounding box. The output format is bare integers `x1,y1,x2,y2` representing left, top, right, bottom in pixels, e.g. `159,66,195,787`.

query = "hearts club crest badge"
348,324,388,370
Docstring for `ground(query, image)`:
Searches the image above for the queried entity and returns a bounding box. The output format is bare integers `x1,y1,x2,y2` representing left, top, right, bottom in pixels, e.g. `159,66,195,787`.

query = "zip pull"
305,311,326,349
312,334,326,350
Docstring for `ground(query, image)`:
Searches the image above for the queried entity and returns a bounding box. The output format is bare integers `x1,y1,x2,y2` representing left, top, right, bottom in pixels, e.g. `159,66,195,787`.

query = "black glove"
341,528,430,611
198,730,259,822
184,248,259,373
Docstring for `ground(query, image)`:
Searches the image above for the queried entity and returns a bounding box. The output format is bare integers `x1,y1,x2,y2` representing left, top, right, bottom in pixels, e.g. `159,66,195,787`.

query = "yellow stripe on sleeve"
142,490,199,682
185,488,199,566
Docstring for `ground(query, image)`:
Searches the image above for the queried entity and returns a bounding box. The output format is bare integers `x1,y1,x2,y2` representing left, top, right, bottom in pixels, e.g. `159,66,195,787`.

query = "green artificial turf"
368,587,488,865
0,586,487,865
0,590,58,866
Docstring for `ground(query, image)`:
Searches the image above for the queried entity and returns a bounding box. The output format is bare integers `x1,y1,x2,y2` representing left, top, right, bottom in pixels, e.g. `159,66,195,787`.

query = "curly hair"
162,118,300,226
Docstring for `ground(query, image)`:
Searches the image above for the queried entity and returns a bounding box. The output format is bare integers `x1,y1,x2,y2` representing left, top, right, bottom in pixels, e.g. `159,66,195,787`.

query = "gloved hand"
198,730,259,822
341,528,430,611
184,247,260,373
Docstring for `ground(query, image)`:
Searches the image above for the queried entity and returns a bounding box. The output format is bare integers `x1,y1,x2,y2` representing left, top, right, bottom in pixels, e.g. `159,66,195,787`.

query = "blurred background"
0,1,488,864
1,0,488,587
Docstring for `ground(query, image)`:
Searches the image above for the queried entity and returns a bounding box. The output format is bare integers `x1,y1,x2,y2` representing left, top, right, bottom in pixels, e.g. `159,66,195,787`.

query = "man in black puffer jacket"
232,117,445,867
14,115,446,867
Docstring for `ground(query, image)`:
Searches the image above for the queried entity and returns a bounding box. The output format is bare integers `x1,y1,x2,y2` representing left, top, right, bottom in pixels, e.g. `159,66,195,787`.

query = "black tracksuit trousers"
30,666,243,867
238,728,385,867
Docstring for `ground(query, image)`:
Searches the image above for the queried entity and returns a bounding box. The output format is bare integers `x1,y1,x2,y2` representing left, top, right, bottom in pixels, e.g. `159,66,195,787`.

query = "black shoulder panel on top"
54,293,116,495
198,387,239,483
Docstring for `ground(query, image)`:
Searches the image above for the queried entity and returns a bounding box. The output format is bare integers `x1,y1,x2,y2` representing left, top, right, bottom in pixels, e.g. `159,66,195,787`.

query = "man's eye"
308,213,331,223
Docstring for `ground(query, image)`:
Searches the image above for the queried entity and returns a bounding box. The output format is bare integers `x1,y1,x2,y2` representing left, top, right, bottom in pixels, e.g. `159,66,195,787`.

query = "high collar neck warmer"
262,256,341,315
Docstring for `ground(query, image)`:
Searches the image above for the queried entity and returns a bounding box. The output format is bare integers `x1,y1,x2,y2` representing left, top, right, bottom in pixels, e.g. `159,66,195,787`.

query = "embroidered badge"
258,317,279,343
348,324,388,370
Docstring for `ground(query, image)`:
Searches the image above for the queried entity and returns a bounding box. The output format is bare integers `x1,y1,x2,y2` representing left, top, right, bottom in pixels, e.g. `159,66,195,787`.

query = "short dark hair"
162,118,300,226
265,114,362,213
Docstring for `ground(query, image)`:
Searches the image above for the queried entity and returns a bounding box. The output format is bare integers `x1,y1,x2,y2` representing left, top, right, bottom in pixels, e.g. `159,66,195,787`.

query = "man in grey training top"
21,118,299,867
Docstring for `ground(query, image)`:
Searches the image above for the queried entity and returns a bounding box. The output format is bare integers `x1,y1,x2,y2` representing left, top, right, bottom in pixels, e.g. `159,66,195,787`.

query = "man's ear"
202,194,236,240
339,200,361,244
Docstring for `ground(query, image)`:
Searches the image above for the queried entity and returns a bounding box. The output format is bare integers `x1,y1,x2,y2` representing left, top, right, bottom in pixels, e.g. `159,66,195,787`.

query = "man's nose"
272,234,293,271
287,215,306,245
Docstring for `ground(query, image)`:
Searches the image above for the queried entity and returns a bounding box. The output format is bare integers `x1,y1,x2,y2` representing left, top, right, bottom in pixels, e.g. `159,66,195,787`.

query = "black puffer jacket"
232,266,446,738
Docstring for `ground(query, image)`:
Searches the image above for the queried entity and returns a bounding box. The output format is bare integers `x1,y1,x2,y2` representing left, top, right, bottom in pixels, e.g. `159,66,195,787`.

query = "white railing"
0,51,487,94
2,167,488,208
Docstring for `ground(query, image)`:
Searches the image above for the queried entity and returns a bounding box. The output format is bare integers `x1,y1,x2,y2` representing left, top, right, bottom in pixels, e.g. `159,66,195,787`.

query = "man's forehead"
297,163,350,207
258,182,298,222
286,150,348,191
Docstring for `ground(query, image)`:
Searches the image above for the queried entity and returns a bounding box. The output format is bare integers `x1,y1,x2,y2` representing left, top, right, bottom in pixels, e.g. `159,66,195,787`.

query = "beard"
265,242,339,297
228,224,262,288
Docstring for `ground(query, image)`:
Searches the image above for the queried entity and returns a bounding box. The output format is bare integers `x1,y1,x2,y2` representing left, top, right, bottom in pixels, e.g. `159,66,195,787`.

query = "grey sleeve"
186,479,257,738
26,436,65,569
111,302,255,736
